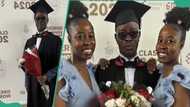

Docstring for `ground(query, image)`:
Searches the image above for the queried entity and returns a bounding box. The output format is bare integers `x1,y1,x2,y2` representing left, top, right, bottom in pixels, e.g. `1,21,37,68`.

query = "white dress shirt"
120,54,136,87
35,29,48,49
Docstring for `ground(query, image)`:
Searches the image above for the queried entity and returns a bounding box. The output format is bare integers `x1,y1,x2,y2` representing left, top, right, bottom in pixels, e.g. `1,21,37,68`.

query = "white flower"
106,81,112,87
130,95,141,106
177,20,182,25
115,97,126,107
147,86,153,94
134,93,152,107
105,99,117,107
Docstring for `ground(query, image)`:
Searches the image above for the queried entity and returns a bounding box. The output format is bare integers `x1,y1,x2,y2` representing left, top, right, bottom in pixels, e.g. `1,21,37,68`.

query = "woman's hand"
95,58,110,70
147,58,157,74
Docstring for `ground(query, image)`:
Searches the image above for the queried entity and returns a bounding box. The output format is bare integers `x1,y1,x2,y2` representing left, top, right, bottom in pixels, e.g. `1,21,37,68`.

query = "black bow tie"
32,33,42,38
125,61,135,68
34,31,47,37
36,33,43,37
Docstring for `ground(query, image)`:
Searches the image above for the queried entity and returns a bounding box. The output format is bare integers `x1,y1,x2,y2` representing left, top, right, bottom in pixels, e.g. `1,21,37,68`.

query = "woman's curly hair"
164,7,190,31
66,1,89,34
163,7,190,45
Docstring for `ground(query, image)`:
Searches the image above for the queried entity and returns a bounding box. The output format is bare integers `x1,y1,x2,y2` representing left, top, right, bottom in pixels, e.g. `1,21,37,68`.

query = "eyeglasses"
35,16,46,20
115,30,140,40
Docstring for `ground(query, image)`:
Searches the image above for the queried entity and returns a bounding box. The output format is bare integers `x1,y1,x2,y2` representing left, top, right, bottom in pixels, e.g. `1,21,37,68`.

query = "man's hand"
18,58,25,68
37,75,48,85
147,57,157,74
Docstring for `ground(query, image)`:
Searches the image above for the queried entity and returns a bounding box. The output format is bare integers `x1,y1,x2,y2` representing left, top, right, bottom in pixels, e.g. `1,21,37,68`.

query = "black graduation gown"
23,31,62,107
95,56,160,91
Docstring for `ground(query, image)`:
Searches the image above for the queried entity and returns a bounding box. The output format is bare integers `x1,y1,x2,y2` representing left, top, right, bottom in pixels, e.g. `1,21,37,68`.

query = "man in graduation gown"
95,1,160,91
21,0,62,107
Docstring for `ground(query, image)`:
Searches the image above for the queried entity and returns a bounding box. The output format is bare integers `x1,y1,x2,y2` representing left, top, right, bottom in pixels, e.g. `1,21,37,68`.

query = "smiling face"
68,18,95,61
115,21,140,59
156,24,183,65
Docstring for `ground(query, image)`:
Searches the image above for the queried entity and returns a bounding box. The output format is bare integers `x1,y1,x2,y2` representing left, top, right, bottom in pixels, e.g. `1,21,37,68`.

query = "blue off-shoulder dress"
58,58,101,107
153,64,190,107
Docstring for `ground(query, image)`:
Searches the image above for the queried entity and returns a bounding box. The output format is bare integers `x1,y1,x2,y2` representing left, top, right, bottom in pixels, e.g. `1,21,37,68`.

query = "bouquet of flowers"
22,47,41,76
19,47,49,99
98,81,154,107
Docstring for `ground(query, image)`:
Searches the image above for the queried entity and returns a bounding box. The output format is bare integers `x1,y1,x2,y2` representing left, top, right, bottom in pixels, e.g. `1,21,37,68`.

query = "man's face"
115,22,140,59
34,11,48,32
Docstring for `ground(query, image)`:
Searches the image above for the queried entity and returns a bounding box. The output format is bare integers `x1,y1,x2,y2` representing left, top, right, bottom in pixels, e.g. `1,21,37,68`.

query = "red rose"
22,48,41,77
98,90,117,107
137,88,154,101
104,90,117,99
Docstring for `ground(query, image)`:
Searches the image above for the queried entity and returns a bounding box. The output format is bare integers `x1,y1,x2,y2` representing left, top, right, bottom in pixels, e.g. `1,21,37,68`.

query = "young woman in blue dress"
153,7,190,107
55,1,100,107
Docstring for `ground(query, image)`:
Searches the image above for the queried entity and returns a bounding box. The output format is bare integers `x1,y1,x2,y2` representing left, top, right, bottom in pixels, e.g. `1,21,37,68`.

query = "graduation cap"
105,0,150,27
29,0,54,14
